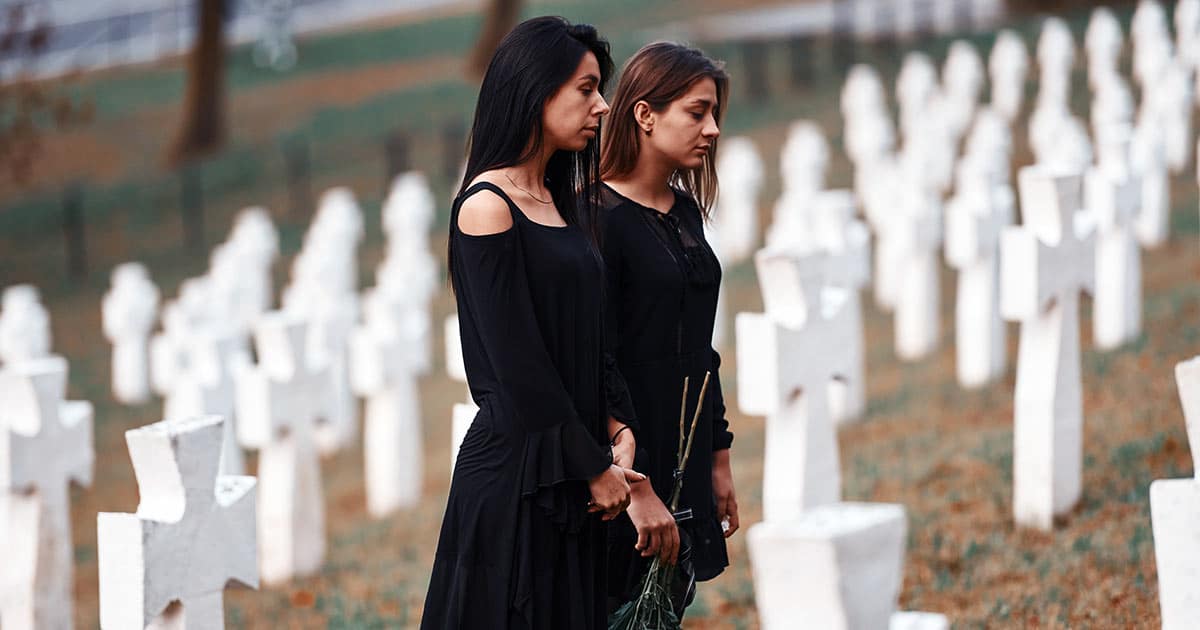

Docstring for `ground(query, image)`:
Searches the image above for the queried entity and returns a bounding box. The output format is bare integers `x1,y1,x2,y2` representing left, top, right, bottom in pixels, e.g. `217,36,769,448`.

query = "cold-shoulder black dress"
421,182,628,629
598,184,735,603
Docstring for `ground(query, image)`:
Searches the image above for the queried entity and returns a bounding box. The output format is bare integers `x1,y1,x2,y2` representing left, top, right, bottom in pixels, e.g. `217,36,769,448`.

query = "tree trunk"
467,0,521,80
169,0,227,166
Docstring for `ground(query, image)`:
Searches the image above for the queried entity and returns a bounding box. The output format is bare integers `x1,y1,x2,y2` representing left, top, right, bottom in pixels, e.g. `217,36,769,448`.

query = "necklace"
504,172,552,204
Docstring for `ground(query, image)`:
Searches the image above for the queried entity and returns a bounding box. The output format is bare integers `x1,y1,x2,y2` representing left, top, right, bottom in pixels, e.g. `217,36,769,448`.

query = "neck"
507,142,555,194
609,147,676,207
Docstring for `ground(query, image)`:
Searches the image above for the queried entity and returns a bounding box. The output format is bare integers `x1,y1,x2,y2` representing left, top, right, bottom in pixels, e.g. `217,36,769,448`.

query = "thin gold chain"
504,171,552,204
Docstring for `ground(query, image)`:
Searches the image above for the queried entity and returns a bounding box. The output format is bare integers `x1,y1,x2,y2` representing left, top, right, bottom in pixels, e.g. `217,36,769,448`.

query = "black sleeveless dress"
421,182,617,629
598,184,734,603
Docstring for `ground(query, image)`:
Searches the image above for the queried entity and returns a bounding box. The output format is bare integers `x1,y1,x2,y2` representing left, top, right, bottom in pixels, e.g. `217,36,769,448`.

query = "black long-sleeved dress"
422,182,625,629
599,184,735,602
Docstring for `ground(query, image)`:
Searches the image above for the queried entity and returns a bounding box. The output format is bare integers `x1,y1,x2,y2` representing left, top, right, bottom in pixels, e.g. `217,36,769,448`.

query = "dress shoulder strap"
457,181,520,216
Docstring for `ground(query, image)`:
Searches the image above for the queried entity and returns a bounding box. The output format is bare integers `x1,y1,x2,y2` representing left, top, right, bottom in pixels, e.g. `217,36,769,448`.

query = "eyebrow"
578,73,600,84
688,98,714,108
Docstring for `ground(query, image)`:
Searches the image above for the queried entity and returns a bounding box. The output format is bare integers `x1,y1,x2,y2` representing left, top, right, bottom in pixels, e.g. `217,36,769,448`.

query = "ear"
633,100,655,135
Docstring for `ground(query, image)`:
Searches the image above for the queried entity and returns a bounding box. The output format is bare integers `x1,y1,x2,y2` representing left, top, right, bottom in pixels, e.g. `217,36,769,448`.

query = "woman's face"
542,51,611,152
641,77,721,170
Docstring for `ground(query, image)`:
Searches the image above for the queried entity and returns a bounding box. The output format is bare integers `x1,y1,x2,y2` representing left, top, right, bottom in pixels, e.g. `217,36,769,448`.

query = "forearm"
608,416,637,468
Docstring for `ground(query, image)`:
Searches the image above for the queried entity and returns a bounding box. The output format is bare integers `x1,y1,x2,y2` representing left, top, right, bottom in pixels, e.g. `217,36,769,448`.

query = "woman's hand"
712,449,739,538
627,479,680,564
588,465,644,520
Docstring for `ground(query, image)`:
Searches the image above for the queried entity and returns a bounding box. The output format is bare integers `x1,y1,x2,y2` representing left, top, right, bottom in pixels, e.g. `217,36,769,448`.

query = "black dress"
422,182,619,629
599,184,735,602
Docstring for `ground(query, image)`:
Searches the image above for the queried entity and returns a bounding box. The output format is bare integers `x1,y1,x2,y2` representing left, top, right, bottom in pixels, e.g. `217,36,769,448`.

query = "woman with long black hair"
421,16,644,629
598,42,739,618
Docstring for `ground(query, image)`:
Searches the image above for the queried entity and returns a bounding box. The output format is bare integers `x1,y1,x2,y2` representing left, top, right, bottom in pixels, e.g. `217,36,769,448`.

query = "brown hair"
601,42,729,218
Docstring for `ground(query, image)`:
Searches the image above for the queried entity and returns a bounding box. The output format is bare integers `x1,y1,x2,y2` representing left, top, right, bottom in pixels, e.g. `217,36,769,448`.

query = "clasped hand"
587,464,645,520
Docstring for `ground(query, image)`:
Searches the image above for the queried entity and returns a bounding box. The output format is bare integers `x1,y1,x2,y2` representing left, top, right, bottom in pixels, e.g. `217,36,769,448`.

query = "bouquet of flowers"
609,372,711,630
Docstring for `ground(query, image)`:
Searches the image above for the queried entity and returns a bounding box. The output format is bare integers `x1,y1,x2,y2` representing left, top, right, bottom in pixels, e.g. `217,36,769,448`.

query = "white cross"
102,263,161,404
1000,166,1096,530
808,190,870,424
350,288,426,518
236,313,331,584
1087,125,1143,350
97,415,257,629
0,285,51,366
945,156,1013,387
1149,356,1200,627
164,328,253,476
0,355,93,630
737,249,854,522
892,182,943,361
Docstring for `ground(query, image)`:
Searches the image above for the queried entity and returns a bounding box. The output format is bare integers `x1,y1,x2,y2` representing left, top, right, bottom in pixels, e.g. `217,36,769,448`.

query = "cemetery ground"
1,2,1194,628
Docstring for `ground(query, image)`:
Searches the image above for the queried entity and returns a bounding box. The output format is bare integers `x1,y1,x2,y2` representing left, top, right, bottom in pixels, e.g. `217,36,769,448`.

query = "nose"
595,94,611,116
703,118,720,139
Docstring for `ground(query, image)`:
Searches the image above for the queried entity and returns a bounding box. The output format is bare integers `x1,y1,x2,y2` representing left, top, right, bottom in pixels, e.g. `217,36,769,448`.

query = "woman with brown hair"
598,42,739,617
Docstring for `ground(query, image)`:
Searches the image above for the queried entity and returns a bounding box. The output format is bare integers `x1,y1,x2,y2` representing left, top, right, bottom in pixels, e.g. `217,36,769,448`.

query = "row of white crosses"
281,187,365,455
0,285,94,630
351,173,437,517
767,122,870,424
708,136,765,348
735,243,945,628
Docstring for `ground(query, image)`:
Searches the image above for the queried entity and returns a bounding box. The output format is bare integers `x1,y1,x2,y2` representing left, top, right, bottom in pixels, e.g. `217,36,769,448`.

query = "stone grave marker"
97,415,257,629
102,262,160,404
0,355,93,630
736,250,852,521
236,313,331,584
946,155,1012,387
1149,356,1200,629
988,29,1028,122
1086,124,1143,350
1000,166,1096,530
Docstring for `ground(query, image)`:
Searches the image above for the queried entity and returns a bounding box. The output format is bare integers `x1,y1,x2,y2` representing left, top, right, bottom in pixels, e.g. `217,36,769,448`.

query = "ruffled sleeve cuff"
517,420,613,532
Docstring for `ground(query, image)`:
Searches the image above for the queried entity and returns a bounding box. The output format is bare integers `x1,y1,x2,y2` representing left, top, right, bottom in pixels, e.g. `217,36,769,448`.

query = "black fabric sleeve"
600,213,639,430
452,224,612,483
709,348,735,451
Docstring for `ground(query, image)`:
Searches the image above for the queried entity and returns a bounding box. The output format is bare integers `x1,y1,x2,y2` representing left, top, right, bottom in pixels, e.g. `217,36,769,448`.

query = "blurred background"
2,0,1194,627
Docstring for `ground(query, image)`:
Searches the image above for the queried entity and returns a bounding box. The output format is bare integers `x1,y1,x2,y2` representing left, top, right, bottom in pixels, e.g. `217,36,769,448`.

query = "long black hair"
450,16,614,271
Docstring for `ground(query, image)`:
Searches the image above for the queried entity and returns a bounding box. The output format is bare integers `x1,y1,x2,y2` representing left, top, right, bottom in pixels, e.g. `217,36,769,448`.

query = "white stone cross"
945,154,1013,388
1149,356,1200,629
1000,166,1096,530
891,179,943,362
1133,117,1170,248
809,190,870,425
97,415,257,629
712,136,765,266
235,313,331,584
736,249,853,522
896,52,937,143
350,288,426,518
163,327,253,476
941,41,984,143
445,314,479,473
988,29,1028,122
0,285,51,366
1085,7,1123,90
1086,124,1143,350
102,262,161,404
282,248,361,457
747,502,908,630
0,355,93,630
1177,0,1200,71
